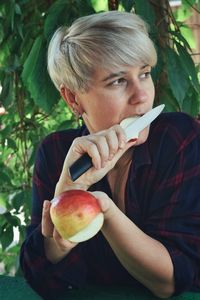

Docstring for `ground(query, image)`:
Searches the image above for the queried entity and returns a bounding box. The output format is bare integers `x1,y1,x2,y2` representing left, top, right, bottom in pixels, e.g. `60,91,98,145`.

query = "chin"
136,127,150,146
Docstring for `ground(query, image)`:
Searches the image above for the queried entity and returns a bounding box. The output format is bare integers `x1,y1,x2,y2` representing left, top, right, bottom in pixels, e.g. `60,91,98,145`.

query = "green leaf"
166,47,190,106
9,1,15,31
5,213,21,227
175,3,192,21
28,145,38,167
44,0,71,40
6,138,17,151
182,87,200,117
22,35,59,112
175,42,200,93
15,3,22,15
12,189,32,213
91,0,108,12
159,87,180,112
44,0,95,41
134,0,156,28
0,124,12,138
169,30,191,50
0,74,15,108
0,194,7,214
0,171,12,187
22,36,43,86
0,163,14,187
56,119,75,131
121,0,134,12
0,20,4,44
0,223,14,250
16,22,23,40
182,0,196,8
179,24,196,49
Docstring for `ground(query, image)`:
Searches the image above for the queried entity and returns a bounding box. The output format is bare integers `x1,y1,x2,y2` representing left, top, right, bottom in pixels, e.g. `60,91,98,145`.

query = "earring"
72,105,82,128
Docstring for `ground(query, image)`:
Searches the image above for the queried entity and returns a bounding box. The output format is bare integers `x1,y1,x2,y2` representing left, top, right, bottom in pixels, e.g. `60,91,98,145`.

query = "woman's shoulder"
40,126,87,148
157,111,199,126
35,126,88,161
152,111,200,140
149,112,200,161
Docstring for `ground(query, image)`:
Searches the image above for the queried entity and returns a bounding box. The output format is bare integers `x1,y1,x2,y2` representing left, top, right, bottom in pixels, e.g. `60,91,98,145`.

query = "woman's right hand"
41,200,78,264
55,125,137,196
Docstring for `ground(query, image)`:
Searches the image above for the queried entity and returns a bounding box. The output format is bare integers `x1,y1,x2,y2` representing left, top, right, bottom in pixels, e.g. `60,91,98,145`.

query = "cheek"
94,98,121,119
95,109,119,128
148,81,155,101
151,87,155,100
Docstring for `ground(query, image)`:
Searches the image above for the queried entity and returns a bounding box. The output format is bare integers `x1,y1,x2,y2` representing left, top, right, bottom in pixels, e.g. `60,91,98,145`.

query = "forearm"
54,179,89,197
101,205,174,298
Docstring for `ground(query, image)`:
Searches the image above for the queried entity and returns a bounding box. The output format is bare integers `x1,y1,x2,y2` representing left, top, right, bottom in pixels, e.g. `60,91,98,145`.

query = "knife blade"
124,104,165,141
69,104,165,181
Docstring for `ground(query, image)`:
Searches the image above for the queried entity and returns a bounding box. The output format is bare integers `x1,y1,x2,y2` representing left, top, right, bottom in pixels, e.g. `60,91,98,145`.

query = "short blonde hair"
47,11,157,92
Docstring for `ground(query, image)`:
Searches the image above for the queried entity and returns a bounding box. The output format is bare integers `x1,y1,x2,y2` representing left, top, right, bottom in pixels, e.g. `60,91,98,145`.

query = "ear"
60,85,84,115
60,85,76,109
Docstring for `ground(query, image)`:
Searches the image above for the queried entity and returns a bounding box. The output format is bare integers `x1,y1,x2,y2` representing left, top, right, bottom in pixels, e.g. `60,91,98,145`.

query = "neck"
113,147,134,171
107,146,134,212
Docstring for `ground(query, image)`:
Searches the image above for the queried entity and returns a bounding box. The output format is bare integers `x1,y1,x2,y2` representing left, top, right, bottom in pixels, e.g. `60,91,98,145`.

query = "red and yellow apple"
50,190,104,243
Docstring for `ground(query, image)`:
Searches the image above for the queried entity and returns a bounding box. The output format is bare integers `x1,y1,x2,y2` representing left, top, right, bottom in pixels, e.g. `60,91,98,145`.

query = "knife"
69,104,165,181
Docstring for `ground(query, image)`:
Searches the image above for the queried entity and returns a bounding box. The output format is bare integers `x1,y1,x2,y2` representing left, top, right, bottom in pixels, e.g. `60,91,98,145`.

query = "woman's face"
76,65,155,145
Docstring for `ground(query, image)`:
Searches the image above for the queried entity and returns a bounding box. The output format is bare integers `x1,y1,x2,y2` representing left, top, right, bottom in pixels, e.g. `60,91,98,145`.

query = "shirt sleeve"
20,131,88,299
142,115,200,295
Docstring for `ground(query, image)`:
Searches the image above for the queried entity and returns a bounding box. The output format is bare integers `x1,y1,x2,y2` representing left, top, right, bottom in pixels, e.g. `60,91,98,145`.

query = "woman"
20,11,200,299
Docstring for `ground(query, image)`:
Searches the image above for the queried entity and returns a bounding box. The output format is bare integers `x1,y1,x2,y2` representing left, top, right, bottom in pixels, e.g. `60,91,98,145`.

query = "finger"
90,191,111,213
105,128,120,160
53,229,77,252
85,142,102,169
91,126,125,165
41,200,54,237
101,138,136,171
113,125,127,148
89,135,110,168
72,138,102,170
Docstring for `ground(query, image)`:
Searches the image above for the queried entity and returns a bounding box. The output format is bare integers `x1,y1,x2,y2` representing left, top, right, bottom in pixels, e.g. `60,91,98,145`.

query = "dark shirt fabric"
20,112,200,299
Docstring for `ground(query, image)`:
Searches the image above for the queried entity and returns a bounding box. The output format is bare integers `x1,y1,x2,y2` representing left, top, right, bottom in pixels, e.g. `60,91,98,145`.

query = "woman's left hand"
90,191,116,221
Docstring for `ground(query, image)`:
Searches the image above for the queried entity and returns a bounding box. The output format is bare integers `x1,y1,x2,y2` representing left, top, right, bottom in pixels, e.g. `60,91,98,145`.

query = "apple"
50,190,104,242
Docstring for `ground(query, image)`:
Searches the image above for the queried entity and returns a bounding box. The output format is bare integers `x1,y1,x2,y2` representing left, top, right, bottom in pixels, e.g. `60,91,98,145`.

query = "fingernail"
101,162,106,168
128,138,138,143
109,156,113,161
95,164,101,170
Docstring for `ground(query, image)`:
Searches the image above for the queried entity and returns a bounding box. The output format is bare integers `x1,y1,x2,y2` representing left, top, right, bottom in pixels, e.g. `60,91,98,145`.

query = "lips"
120,115,140,129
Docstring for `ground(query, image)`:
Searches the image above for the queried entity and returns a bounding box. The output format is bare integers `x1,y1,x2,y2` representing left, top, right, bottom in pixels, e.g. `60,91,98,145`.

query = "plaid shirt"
20,112,200,299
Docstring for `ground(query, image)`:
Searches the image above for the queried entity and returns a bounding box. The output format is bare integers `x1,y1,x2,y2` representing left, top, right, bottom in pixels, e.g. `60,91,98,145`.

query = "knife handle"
69,153,93,181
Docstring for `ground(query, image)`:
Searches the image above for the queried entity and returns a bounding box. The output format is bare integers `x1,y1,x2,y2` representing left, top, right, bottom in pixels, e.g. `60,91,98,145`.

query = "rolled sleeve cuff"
164,245,196,296
20,224,87,298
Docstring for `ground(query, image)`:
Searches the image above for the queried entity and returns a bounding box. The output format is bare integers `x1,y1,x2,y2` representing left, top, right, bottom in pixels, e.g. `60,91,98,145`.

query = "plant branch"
183,0,200,13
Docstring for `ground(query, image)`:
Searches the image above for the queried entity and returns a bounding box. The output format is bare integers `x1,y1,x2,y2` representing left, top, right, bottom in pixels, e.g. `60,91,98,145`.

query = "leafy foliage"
0,0,199,275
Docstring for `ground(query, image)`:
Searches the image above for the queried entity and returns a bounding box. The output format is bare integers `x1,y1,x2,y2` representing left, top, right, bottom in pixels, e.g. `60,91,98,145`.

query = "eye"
109,78,127,86
139,71,151,80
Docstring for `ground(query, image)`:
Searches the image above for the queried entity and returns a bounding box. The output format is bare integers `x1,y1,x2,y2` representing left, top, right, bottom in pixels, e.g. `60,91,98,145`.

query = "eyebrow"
102,71,126,82
101,65,149,82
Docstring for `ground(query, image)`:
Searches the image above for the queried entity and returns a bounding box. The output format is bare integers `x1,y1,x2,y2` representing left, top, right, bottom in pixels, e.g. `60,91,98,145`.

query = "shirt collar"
133,139,152,173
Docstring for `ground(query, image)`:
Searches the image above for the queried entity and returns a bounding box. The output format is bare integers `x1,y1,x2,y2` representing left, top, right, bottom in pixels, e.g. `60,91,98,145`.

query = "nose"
128,81,147,104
